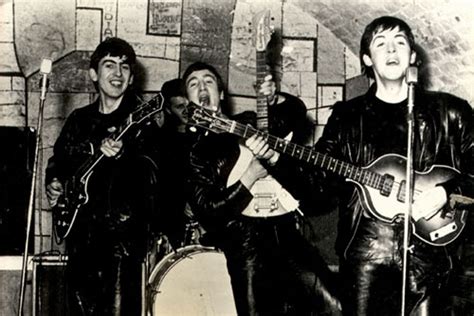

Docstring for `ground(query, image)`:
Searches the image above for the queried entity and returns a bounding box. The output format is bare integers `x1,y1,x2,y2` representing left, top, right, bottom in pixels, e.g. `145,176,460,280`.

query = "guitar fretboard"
224,120,387,190
256,51,268,131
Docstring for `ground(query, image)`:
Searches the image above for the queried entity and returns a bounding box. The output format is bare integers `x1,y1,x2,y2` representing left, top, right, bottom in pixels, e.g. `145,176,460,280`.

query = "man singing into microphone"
288,16,473,315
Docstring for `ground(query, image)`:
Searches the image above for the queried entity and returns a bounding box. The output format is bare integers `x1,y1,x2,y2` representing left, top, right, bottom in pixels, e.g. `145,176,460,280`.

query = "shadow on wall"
133,60,148,94
414,44,431,89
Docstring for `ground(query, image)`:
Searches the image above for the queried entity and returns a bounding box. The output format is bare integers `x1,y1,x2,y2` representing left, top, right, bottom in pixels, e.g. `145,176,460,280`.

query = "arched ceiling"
292,0,474,102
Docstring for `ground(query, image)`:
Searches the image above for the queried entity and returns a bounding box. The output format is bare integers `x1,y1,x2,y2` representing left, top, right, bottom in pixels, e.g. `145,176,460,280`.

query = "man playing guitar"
45,38,160,315
185,61,340,315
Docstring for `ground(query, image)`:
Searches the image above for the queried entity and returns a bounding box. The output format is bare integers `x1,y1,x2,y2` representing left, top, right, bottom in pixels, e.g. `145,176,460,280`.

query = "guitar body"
188,107,469,245
51,93,163,242
227,144,298,217
351,153,468,246
53,172,92,241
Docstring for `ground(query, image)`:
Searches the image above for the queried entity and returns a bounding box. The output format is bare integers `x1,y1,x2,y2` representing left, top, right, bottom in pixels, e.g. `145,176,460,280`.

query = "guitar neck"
226,121,385,189
74,93,163,181
256,51,268,131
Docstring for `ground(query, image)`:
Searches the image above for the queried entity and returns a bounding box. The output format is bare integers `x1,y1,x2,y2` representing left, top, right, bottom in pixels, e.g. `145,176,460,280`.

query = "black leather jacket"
312,85,474,258
188,94,322,243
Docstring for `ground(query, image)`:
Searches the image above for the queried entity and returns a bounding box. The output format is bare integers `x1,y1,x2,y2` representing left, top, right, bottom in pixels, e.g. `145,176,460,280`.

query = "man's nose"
198,81,207,91
114,65,123,77
387,41,396,53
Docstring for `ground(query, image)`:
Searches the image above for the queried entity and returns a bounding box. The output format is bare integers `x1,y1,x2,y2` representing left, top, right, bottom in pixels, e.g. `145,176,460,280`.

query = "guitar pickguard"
227,144,298,217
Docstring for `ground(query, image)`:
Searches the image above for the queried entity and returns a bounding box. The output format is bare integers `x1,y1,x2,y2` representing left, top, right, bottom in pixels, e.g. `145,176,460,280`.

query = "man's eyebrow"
185,75,197,84
372,32,408,42
394,34,408,40
203,74,217,81
101,57,129,65
372,34,386,42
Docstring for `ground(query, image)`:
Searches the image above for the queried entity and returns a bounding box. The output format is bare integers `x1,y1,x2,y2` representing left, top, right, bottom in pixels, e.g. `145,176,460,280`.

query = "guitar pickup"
380,174,394,197
253,193,278,212
397,180,406,203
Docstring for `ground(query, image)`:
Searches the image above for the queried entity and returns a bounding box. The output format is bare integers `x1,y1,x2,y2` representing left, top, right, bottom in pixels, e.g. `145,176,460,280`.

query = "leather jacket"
188,94,321,243
312,84,474,258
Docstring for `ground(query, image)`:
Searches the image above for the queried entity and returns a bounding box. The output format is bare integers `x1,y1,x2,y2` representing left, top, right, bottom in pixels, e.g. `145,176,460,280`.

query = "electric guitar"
228,9,299,217
53,94,164,242
188,105,468,246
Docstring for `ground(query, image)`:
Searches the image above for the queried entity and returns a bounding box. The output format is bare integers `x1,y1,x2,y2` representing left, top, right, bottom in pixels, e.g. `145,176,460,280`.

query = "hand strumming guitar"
100,127,124,158
411,186,448,221
240,134,280,190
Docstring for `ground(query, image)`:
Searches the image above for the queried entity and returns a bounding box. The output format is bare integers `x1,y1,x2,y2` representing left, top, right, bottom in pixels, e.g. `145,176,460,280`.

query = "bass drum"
147,245,237,316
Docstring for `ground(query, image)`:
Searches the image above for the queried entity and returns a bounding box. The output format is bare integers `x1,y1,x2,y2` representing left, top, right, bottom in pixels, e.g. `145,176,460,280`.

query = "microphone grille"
406,66,418,84
40,59,52,75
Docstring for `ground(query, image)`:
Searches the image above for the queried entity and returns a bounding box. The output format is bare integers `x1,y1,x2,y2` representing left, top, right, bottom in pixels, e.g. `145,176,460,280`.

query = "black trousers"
341,217,452,316
67,250,143,316
221,213,340,316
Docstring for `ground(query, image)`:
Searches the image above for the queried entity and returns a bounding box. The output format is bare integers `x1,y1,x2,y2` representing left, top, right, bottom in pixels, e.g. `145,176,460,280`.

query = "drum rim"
146,244,236,316
148,244,220,286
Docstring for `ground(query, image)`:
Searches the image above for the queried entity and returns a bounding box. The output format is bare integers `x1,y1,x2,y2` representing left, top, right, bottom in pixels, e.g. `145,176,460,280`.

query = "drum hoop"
148,245,221,289
147,244,236,316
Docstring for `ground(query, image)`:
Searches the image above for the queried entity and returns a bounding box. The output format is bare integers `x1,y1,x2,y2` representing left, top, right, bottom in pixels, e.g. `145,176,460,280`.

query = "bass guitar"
189,105,468,246
53,94,164,242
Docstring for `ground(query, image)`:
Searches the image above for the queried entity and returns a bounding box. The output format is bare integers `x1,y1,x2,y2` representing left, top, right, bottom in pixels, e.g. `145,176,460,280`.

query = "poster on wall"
147,0,182,35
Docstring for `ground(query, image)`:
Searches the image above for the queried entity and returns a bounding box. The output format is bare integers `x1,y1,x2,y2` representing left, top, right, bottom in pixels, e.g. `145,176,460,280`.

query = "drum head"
148,245,237,315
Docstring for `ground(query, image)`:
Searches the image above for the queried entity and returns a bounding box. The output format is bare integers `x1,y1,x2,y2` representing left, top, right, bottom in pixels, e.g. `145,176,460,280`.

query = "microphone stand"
401,66,418,316
18,60,51,316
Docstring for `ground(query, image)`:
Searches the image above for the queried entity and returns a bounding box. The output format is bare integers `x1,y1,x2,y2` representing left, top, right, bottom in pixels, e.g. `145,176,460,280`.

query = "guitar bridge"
253,193,278,212
429,222,458,241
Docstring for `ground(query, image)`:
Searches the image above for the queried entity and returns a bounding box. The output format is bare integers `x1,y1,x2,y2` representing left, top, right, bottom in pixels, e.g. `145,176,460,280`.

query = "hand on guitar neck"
258,75,284,106
240,134,280,190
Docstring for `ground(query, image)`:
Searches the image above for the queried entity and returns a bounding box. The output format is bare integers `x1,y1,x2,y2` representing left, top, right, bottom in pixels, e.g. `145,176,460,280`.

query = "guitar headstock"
187,102,233,134
130,93,164,125
252,10,273,52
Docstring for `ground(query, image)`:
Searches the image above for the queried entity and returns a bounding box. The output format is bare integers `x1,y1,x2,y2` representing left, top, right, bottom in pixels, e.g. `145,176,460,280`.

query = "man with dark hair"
184,61,340,315
45,37,159,315
299,16,473,315
160,78,189,133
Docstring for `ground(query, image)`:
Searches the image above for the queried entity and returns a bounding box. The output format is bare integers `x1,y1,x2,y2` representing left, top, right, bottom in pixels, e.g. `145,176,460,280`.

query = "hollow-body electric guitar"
53,94,163,242
228,9,299,217
189,106,468,246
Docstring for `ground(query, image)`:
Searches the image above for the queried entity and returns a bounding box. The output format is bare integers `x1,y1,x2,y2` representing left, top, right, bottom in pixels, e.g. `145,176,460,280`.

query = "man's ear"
128,74,134,85
410,51,417,64
89,68,98,82
220,90,224,100
362,54,373,67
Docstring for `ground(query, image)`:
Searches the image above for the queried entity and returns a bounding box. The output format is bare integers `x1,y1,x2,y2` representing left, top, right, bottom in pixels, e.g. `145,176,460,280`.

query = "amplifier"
32,255,68,316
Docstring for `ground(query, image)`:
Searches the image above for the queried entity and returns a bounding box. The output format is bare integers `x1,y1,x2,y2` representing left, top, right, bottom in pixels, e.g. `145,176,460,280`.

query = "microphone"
40,59,52,101
401,65,418,316
406,66,418,85
406,66,417,111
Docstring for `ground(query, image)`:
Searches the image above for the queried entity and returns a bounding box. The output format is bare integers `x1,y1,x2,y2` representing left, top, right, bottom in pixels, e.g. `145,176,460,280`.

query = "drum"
147,245,237,316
